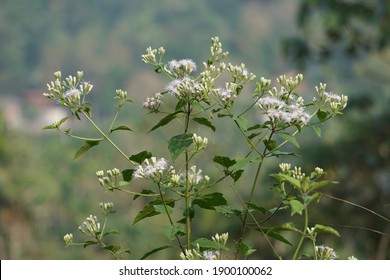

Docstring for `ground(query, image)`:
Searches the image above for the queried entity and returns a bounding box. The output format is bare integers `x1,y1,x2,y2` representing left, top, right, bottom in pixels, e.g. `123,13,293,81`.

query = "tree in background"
283,0,390,259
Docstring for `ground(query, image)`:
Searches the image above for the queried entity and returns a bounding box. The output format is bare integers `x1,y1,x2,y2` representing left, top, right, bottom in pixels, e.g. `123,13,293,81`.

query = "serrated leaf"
110,125,132,133
191,238,229,250
153,205,173,215
168,133,193,161
278,132,300,148
73,140,101,160
148,111,182,133
214,205,244,217
213,156,236,169
313,224,340,237
162,225,185,241
140,245,173,260
192,192,227,210
289,199,304,216
122,169,134,182
129,150,152,164
192,117,216,132
132,198,174,224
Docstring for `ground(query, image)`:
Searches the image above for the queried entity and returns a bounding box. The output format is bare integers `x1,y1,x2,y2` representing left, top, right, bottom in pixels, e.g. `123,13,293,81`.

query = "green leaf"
148,111,182,133
43,116,69,130
312,125,322,137
214,205,244,217
309,180,338,192
278,132,300,148
129,150,152,164
140,245,173,260
133,189,156,200
73,140,101,160
175,99,187,111
276,222,301,233
122,169,134,182
317,109,328,122
313,224,340,237
230,169,244,182
213,156,236,169
192,192,227,210
132,198,174,224
109,125,132,133
192,117,216,132
192,238,229,250
270,173,301,188
103,230,120,237
83,240,98,248
233,115,249,131
239,243,257,258
168,133,193,161
153,205,173,215
264,139,277,151
162,225,185,241
246,202,267,214
289,199,304,216
233,157,262,171
255,228,293,246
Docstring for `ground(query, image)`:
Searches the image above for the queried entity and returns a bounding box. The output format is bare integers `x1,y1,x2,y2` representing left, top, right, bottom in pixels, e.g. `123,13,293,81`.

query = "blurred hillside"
0,0,389,259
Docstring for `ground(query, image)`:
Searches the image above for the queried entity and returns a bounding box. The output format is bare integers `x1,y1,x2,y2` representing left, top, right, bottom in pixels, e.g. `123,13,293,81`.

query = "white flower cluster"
63,233,73,246
257,94,310,126
133,157,171,182
44,71,93,108
168,59,197,77
315,245,338,260
143,93,163,111
165,77,202,100
227,63,256,84
170,165,210,187
316,83,348,112
213,82,238,106
99,202,115,215
192,133,208,151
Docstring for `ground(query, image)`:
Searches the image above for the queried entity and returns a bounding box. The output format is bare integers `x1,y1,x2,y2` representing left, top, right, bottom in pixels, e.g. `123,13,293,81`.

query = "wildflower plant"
44,36,353,259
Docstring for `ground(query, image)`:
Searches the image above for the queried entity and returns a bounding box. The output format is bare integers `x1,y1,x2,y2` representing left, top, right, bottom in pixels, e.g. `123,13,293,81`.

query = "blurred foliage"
0,0,388,259
283,0,390,259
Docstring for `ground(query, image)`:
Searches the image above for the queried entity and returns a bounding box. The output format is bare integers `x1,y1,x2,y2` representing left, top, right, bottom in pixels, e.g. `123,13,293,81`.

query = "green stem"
81,111,135,165
293,206,309,260
184,102,191,250
157,183,185,253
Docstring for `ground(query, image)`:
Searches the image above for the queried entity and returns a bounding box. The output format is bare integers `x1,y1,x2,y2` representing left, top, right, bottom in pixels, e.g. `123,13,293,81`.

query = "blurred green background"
0,0,389,259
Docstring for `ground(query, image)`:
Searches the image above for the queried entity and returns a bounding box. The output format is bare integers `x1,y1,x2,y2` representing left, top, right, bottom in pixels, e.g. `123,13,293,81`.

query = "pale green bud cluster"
186,165,210,186
277,73,303,93
192,133,208,151
210,36,229,63
211,232,228,246
63,233,73,247
143,93,163,111
292,166,305,181
96,168,121,190
99,202,115,216
180,244,202,260
78,215,100,237
115,89,128,102
279,163,291,173
227,63,256,85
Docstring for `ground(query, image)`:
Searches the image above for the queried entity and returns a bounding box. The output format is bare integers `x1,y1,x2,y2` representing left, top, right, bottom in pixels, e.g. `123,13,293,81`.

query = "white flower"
315,245,338,260
202,250,220,260
143,93,163,111
166,77,201,100
63,88,82,101
133,157,169,182
168,59,197,77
